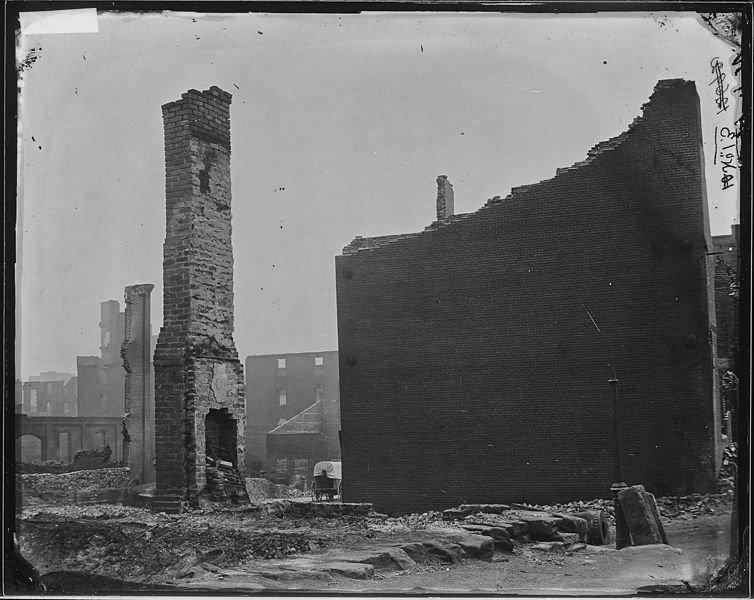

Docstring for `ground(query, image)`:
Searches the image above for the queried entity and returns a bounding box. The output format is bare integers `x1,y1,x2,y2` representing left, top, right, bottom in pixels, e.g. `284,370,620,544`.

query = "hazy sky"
16,9,741,380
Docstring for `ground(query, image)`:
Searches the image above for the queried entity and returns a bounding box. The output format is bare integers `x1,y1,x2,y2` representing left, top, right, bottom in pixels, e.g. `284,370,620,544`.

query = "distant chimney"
436,175,454,221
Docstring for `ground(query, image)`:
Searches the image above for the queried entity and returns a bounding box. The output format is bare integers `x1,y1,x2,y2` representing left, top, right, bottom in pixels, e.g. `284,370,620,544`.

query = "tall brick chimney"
436,175,454,221
152,86,246,512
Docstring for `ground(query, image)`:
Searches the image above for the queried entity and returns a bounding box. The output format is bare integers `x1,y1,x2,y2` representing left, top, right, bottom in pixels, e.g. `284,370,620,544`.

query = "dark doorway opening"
205,409,238,466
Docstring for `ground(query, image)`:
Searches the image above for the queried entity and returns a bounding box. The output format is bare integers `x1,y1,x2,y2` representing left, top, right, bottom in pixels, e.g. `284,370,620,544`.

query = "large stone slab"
465,515,529,537
317,561,375,579
552,513,589,542
460,525,514,551
394,542,428,563
643,491,669,545
339,547,416,571
421,539,464,563
437,532,494,559
506,511,563,541
617,486,664,546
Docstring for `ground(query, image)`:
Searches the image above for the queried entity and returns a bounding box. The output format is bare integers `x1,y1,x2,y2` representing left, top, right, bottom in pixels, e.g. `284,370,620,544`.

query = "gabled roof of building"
268,400,323,435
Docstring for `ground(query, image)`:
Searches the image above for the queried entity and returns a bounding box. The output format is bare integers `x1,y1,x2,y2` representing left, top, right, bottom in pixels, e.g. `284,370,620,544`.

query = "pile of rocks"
19,467,131,505
656,493,733,519
441,504,607,552
244,478,309,503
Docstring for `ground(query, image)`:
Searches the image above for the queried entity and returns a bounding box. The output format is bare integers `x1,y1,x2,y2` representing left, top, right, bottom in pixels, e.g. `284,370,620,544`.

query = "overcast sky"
16,9,740,380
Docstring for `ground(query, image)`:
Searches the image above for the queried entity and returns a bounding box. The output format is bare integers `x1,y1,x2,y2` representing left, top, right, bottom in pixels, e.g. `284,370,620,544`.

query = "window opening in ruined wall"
205,408,238,466
279,389,287,406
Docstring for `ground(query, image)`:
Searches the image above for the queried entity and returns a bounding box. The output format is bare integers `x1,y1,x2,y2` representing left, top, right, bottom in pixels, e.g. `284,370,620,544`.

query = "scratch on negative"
584,306,601,333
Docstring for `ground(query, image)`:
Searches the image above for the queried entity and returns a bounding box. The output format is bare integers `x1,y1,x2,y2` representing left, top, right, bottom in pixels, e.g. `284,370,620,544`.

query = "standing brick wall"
122,283,155,485
335,79,722,515
154,87,245,507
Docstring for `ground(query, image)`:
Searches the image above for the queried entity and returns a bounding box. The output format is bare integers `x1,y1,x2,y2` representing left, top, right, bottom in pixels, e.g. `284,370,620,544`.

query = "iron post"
609,365,630,549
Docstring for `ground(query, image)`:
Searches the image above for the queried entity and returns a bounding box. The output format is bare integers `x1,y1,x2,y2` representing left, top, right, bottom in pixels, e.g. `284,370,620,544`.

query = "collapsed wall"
336,79,722,515
152,87,246,512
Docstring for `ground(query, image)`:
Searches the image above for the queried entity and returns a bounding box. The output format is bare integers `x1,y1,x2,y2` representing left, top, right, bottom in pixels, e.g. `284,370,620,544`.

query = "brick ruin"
121,283,155,485
153,86,246,512
336,79,723,515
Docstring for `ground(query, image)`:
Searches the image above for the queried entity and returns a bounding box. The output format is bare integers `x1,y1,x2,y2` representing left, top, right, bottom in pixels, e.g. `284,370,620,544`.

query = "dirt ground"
16,497,736,595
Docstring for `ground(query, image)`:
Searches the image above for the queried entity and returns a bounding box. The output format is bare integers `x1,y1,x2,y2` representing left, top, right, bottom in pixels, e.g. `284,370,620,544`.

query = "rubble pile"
245,478,309,503
717,444,737,493
655,493,733,519
19,505,313,583
19,468,131,505
368,511,445,534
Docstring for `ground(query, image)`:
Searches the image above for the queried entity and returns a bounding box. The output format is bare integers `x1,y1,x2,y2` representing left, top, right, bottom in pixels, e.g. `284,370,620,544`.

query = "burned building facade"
153,87,245,511
77,300,126,417
336,80,724,515
245,351,340,472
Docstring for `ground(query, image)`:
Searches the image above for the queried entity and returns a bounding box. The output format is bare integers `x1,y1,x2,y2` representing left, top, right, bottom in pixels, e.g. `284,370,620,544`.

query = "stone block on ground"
421,539,464,563
510,512,563,541
465,515,528,537
617,485,664,546
317,561,375,579
553,532,581,545
460,525,514,551
531,541,565,552
340,547,416,571
256,568,332,582
642,491,669,545
438,532,494,559
396,542,428,563
552,513,589,542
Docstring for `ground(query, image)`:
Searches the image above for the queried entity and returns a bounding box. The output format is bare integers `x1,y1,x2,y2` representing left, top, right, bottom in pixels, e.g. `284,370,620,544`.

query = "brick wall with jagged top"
336,79,722,516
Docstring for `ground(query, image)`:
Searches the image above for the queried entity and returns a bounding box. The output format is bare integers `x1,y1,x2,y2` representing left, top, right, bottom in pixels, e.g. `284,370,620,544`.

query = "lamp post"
609,365,631,549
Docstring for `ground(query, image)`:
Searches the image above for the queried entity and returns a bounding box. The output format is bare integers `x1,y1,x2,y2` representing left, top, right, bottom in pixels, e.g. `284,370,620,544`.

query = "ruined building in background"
266,397,341,487
336,79,724,515
77,300,126,416
19,372,77,417
153,87,246,512
245,351,340,473
121,283,156,485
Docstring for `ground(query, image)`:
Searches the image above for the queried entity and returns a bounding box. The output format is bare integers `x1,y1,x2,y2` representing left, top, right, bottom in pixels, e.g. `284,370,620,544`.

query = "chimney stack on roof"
436,175,454,221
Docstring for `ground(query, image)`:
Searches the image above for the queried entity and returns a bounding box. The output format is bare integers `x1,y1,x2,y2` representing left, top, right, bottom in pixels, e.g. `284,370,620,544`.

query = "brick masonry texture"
335,79,723,516
154,87,246,505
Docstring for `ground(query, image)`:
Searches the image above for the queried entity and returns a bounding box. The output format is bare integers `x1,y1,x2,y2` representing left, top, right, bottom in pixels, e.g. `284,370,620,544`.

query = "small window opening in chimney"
199,169,210,193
